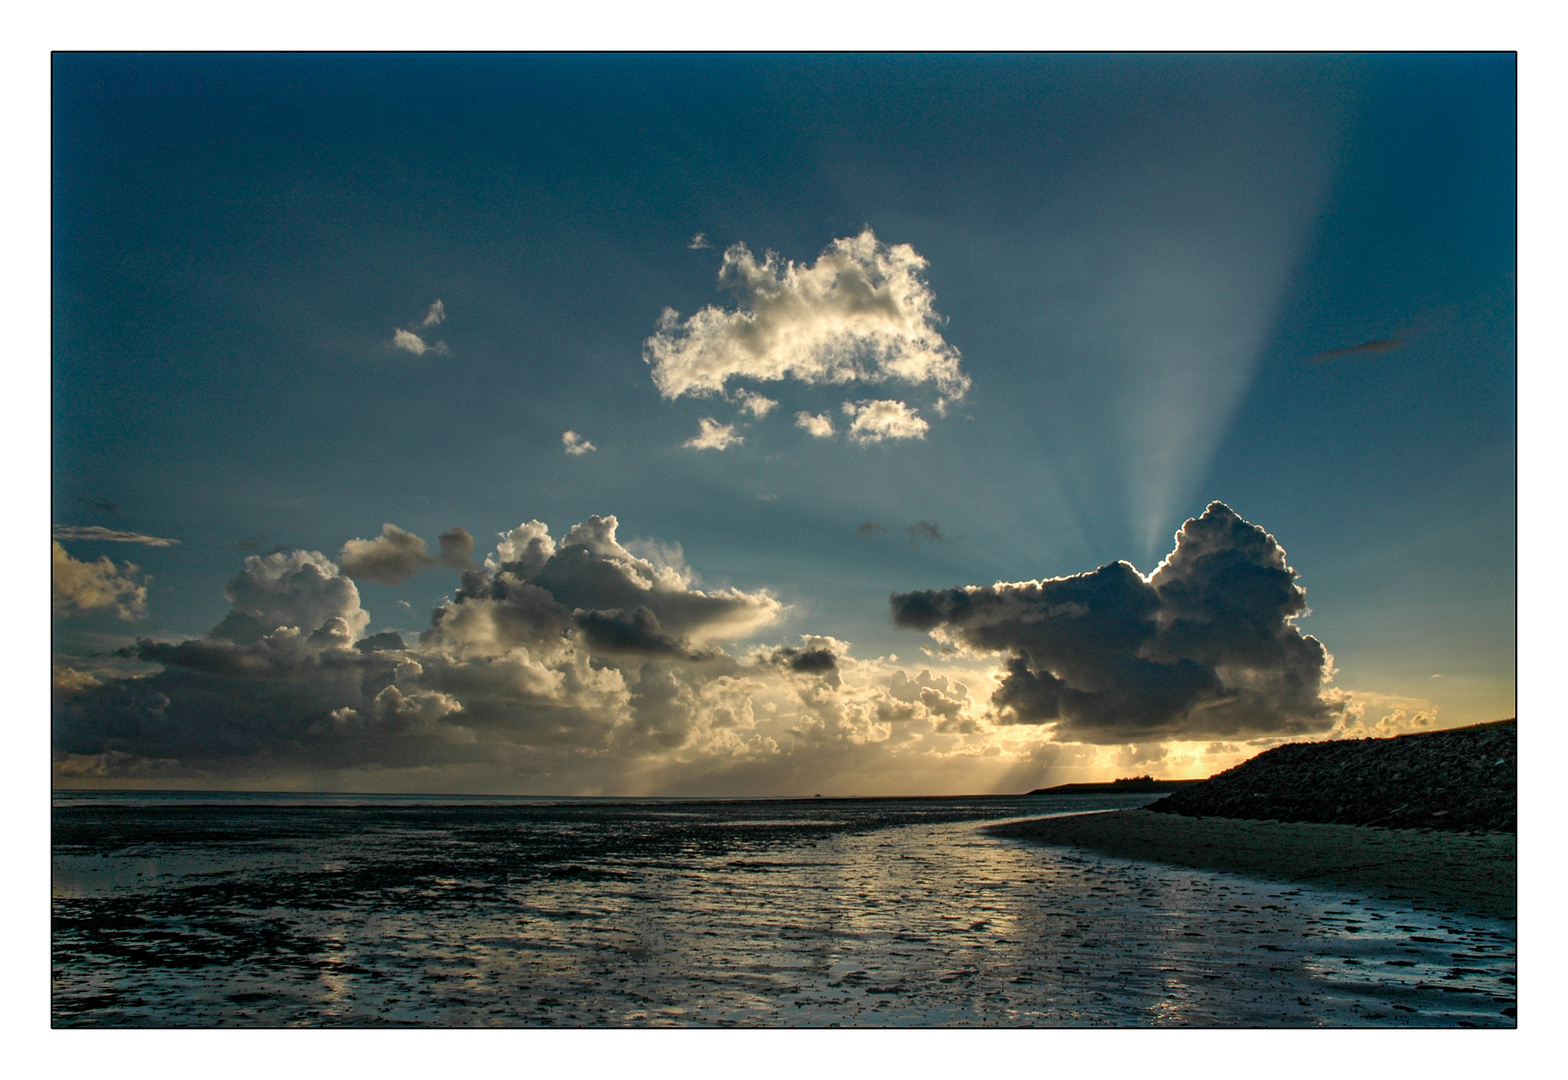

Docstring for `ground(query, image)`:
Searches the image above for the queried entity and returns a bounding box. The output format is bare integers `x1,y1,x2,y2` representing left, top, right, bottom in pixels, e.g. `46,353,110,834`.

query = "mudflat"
987,809,1516,920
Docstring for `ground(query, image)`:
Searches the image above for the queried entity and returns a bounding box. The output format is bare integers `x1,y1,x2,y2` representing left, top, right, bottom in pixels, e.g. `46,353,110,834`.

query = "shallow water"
52,793,1516,1026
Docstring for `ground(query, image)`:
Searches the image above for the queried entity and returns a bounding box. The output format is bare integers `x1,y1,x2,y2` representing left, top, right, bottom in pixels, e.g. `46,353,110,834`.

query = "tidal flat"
53,793,1515,1027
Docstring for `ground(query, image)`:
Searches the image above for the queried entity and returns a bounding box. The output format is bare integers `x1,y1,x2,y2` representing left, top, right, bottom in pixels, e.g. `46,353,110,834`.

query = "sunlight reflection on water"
52,796,1515,1026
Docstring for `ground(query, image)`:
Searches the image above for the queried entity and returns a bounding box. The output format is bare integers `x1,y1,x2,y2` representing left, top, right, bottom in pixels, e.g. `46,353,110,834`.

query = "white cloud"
688,233,710,250
52,526,179,547
392,328,447,356
562,430,597,455
732,389,777,418
51,541,149,620
794,411,836,438
683,418,743,451
842,399,929,444
422,299,446,327
645,229,970,404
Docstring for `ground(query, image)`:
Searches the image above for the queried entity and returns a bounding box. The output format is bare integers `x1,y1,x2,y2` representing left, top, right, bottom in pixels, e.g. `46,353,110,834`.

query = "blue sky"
50,54,1514,794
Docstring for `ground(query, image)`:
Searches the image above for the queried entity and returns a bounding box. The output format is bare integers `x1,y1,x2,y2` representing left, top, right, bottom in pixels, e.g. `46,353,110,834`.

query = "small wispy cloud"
683,418,743,451
843,399,929,444
52,526,180,547
1307,336,1404,363
688,233,711,250
909,520,945,547
795,412,835,438
733,389,777,418
422,299,446,327
562,430,598,456
854,521,887,537
392,328,448,356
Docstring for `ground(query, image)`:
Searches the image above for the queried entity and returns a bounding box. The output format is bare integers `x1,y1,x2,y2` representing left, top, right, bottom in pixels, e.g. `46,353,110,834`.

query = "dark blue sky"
51,54,1514,793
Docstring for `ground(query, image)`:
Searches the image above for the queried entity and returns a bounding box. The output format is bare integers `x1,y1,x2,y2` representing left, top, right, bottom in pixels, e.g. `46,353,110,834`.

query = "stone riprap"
1148,719,1516,832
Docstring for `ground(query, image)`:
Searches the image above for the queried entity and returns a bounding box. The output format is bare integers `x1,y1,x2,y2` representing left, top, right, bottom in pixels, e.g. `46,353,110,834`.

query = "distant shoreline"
987,809,1515,919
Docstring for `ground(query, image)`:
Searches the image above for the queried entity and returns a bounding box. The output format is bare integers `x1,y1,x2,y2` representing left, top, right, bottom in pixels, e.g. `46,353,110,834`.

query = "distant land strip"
1026,778,1204,796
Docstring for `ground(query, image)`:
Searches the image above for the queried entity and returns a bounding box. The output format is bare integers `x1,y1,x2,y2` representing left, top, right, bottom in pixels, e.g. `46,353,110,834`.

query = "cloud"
688,233,710,250
644,229,970,404
732,389,778,418
562,430,598,455
854,521,887,536
795,411,835,438
338,524,438,586
216,549,370,642
843,399,929,444
890,502,1346,743
392,328,447,356
76,497,120,514
52,526,179,547
683,418,743,451
55,512,1047,790
1308,336,1404,363
438,527,476,570
54,506,1352,795
52,541,150,620
909,520,945,546
422,299,446,327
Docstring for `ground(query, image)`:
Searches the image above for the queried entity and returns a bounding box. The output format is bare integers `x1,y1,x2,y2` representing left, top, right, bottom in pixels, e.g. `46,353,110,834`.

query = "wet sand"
987,809,1515,920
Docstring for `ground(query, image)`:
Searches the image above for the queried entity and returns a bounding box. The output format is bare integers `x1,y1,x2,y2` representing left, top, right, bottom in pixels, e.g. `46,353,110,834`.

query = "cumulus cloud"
795,411,835,438
392,328,447,356
52,541,150,620
562,430,597,455
52,526,179,547
732,389,778,418
213,549,370,642
843,399,929,444
891,502,1346,743
52,504,1354,795
644,229,969,404
338,524,437,586
422,299,446,327
683,418,743,451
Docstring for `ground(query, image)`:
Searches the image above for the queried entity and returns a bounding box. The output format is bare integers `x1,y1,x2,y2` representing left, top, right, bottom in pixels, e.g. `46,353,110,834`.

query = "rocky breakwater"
1148,719,1516,832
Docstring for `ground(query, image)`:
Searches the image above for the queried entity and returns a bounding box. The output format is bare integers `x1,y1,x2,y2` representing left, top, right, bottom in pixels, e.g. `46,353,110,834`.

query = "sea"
52,791,1517,1027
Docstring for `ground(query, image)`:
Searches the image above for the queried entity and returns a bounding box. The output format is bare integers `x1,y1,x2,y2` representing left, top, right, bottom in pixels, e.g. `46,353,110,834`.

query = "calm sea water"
52,792,1516,1027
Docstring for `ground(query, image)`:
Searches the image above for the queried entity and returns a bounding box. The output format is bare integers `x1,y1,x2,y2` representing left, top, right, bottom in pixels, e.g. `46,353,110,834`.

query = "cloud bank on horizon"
53,503,1380,793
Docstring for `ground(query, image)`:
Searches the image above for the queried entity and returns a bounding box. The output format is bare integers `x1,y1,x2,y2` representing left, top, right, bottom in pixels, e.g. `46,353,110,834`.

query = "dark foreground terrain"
1150,719,1516,831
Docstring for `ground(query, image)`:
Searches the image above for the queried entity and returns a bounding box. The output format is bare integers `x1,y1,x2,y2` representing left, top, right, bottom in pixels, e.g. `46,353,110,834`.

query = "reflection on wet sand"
52,796,1514,1026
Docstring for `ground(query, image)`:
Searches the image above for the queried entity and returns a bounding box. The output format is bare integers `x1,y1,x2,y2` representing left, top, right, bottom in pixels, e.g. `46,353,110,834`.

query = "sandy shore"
987,809,1515,920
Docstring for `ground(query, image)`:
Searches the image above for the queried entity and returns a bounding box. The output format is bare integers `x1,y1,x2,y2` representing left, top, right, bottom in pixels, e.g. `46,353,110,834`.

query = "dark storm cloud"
891,502,1345,742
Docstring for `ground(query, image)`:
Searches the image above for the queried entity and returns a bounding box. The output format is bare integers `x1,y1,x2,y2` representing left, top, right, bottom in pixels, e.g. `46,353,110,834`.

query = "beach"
54,791,1515,1026
987,808,1516,920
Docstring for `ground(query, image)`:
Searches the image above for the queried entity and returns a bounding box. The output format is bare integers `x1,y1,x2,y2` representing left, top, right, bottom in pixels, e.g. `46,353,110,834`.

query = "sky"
50,53,1516,796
